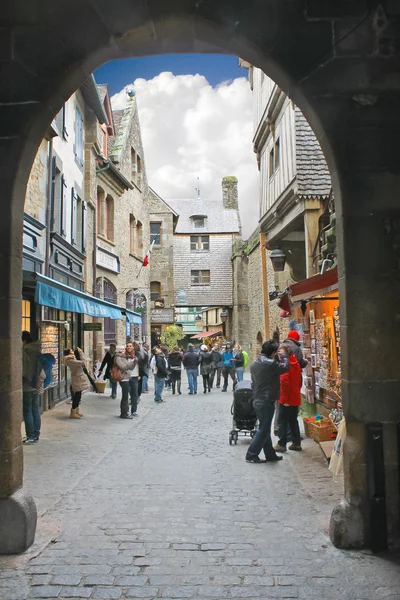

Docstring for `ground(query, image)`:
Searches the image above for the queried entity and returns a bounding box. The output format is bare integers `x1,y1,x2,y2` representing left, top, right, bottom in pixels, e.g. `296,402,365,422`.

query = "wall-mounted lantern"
270,248,286,272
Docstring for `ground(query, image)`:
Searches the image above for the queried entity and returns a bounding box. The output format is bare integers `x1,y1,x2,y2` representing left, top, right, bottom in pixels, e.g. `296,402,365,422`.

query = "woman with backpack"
64,347,89,419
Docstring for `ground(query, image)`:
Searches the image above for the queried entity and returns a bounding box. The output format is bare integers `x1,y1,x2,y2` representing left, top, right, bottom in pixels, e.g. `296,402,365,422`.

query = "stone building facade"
168,177,241,312
149,187,178,345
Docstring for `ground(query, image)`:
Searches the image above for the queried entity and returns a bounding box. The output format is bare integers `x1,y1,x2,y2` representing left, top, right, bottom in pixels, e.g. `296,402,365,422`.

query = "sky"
95,55,259,237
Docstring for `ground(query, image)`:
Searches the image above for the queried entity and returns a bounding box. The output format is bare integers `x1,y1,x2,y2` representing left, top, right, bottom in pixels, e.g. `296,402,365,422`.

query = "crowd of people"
22,327,307,463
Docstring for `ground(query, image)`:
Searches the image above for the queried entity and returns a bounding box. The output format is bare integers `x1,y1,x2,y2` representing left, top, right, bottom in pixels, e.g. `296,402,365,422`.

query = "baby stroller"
229,380,257,445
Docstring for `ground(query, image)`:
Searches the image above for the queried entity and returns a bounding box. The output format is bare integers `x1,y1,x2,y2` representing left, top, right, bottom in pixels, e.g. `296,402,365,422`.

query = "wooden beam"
260,232,270,339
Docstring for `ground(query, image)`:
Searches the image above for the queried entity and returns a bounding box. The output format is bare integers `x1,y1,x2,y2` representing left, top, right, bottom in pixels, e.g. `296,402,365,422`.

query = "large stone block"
329,499,364,549
0,489,37,554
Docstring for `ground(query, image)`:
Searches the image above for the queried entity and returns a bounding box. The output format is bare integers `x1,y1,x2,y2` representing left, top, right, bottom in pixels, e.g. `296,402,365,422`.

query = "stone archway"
2,1,400,553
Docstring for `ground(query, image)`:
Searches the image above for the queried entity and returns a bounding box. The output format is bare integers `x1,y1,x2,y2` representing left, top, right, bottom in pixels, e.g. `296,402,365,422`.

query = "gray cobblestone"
1,390,399,600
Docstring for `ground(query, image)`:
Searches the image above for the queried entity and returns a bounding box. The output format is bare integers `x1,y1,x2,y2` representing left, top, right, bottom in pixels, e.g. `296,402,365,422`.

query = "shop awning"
125,310,142,325
35,274,123,320
290,266,338,303
278,266,338,314
191,330,222,339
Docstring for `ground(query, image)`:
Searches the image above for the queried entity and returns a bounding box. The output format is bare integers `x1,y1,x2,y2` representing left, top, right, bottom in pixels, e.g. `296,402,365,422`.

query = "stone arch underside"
2,1,400,553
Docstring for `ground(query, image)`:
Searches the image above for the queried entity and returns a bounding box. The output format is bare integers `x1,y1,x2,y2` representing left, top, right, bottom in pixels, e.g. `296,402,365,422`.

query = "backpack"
110,365,125,382
242,350,249,368
36,353,56,395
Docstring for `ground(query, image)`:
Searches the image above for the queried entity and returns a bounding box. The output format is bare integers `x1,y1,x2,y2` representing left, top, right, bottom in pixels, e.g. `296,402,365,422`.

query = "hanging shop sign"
134,294,147,312
96,247,120,274
83,322,102,331
151,308,174,323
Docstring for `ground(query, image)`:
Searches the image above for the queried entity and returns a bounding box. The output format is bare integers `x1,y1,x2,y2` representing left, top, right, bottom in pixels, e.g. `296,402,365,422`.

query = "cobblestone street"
1,384,399,599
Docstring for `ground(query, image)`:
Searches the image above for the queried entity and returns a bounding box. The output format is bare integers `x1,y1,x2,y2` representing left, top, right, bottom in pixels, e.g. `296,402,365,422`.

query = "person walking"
245,340,289,463
98,343,117,398
160,343,171,389
114,344,138,419
274,344,303,453
233,344,245,382
199,344,213,393
64,347,89,419
141,342,150,393
135,341,148,401
22,331,41,443
168,346,183,394
183,344,199,395
150,346,168,402
221,342,236,392
210,344,222,388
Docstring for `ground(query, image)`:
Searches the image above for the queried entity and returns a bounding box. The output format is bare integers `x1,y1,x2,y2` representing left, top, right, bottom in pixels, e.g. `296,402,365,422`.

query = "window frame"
150,222,161,246
150,281,161,301
193,217,205,228
191,270,211,286
74,105,84,168
190,235,210,251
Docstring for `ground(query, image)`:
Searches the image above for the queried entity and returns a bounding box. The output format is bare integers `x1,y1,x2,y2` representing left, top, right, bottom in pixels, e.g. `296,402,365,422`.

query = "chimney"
222,176,238,210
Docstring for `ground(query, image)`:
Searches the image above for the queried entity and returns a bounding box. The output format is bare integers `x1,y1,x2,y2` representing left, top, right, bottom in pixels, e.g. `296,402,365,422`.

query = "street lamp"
220,309,228,339
270,248,286,272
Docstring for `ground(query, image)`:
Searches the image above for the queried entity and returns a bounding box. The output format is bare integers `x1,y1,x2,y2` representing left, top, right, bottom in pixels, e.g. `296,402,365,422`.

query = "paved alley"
1,385,399,600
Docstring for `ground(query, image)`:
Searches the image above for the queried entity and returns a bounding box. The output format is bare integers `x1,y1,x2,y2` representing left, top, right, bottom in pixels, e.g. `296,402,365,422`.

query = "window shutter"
71,187,77,245
62,102,68,139
60,175,67,237
75,106,83,166
50,156,57,231
82,201,87,254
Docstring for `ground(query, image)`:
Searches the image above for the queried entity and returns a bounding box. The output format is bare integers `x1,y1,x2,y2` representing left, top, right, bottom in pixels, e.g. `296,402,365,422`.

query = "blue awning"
35,274,123,320
125,310,142,324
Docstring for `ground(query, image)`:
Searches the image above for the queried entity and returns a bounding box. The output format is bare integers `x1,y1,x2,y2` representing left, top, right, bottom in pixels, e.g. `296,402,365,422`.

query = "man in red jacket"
274,344,302,452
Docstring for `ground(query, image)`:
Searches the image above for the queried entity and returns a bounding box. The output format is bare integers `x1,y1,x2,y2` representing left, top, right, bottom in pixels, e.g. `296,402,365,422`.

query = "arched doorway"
2,2,400,554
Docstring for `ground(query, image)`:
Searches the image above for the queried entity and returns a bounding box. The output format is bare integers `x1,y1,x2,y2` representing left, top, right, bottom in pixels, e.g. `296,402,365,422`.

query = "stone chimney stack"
222,176,238,210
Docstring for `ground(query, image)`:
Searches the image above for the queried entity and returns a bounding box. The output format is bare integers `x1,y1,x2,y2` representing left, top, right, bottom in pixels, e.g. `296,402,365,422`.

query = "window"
75,105,83,167
50,158,67,237
193,217,205,228
97,187,105,236
53,103,68,139
105,195,114,241
71,188,83,250
190,235,209,251
137,155,142,188
131,148,137,182
269,137,280,178
191,270,210,285
150,222,161,245
150,281,161,301
103,280,117,346
22,300,31,332
136,221,143,256
129,215,136,254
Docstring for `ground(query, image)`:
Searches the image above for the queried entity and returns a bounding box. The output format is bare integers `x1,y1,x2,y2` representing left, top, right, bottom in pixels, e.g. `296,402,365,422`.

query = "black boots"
177,381,182,395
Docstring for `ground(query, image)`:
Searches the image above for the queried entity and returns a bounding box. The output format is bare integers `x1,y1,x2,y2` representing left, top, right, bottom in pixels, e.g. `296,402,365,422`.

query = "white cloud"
111,72,259,237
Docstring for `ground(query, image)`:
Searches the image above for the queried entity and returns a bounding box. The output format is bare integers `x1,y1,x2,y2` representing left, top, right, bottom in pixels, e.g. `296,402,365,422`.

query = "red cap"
287,330,300,341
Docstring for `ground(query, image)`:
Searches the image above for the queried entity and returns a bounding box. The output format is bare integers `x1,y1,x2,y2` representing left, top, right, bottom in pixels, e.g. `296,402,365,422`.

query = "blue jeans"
154,374,165,402
246,400,278,460
235,367,244,382
110,381,117,397
23,391,41,440
120,378,139,415
186,369,198,393
142,373,149,392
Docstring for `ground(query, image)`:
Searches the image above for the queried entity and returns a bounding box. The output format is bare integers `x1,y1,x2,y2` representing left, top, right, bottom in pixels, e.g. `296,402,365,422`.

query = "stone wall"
149,189,175,309
222,176,238,210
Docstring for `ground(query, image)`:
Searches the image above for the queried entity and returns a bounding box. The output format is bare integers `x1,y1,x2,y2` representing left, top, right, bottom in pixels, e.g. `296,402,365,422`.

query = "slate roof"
107,109,124,156
294,107,331,198
167,198,240,234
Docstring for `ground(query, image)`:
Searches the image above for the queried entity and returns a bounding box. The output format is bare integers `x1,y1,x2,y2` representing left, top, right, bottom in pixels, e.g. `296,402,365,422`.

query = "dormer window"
191,214,207,228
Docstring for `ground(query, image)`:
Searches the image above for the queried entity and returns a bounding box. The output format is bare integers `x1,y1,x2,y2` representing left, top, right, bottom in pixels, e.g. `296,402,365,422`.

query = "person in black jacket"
183,344,200,395
210,344,222,388
151,346,168,403
98,343,117,398
168,346,183,394
199,344,213,393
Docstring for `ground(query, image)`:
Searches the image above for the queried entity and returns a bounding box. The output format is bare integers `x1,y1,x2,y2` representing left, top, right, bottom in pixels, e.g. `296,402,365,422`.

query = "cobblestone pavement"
1,381,400,599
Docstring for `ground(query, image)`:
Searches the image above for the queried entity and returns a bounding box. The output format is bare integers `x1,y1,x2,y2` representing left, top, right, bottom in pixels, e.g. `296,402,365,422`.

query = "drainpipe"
45,138,54,276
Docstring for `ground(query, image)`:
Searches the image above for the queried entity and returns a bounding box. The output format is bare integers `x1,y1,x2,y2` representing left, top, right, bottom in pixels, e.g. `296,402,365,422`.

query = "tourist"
150,346,168,403
245,340,289,463
183,344,200,395
168,346,183,395
210,344,222,388
98,343,117,398
221,342,236,392
64,347,89,419
283,330,308,368
274,344,303,453
22,331,41,443
233,343,245,382
199,344,213,393
114,343,138,419
141,342,150,393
